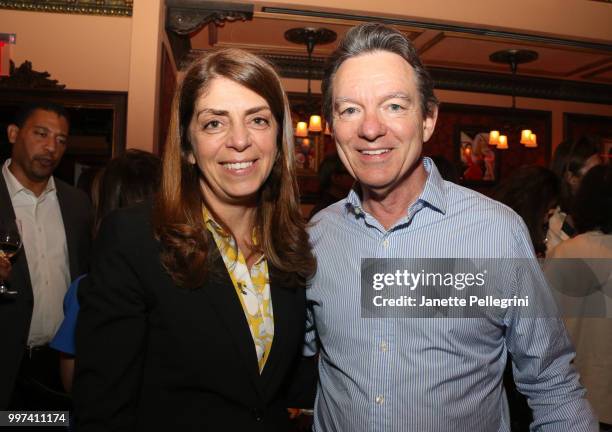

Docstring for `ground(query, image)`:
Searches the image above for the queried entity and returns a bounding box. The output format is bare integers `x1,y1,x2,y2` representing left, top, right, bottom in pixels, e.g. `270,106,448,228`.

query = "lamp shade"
497,135,508,149
489,130,500,145
520,129,532,145
295,121,308,137
308,115,322,132
525,133,537,148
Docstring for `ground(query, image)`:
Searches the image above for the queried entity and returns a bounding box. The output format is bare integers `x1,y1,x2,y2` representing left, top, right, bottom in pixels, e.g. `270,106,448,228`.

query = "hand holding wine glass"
0,219,22,296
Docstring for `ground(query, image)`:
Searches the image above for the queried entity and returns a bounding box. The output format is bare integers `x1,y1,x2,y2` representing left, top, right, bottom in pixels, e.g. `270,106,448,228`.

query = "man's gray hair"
322,22,439,126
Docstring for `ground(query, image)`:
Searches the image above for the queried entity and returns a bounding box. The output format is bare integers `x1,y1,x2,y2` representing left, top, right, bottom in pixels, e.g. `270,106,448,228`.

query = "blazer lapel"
259,267,295,392
202,254,264,397
0,174,18,228
55,179,79,281
0,174,32,299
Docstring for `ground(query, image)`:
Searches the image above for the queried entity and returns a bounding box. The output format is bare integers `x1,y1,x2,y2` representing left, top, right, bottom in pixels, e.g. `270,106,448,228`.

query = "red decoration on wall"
0,41,7,77
0,34,16,77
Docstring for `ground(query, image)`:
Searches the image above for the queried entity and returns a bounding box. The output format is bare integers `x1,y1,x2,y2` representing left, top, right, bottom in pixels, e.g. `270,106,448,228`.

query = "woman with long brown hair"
74,49,316,431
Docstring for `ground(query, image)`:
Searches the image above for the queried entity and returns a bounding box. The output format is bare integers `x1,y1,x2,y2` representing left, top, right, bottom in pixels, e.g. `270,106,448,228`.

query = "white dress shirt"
2,159,70,347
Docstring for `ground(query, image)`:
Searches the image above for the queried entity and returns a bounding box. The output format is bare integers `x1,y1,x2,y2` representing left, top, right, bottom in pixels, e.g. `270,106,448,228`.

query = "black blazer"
0,172,93,408
74,203,315,431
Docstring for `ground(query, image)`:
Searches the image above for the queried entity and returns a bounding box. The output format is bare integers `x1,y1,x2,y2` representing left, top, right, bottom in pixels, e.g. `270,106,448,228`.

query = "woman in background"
493,165,560,257
73,48,316,431
49,149,161,392
545,164,612,431
547,136,602,252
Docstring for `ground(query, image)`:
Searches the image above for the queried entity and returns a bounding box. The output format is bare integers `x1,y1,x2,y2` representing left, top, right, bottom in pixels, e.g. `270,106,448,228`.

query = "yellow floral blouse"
203,208,274,372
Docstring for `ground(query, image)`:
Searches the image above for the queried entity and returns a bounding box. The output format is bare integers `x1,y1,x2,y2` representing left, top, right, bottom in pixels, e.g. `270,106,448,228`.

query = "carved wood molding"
429,67,612,105
166,0,253,36
262,53,327,80
262,6,612,53
0,60,65,89
0,0,132,16
257,53,612,106
165,1,254,68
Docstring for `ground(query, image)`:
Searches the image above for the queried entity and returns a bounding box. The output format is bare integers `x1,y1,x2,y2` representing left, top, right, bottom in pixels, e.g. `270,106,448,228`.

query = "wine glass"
0,219,22,296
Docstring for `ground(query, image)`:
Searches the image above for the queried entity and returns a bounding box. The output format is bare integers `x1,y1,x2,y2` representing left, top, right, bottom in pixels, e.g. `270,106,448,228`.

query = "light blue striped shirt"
305,158,596,432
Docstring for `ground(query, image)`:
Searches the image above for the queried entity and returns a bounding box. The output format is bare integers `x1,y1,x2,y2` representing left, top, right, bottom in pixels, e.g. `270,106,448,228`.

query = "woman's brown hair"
95,149,161,235
153,48,316,289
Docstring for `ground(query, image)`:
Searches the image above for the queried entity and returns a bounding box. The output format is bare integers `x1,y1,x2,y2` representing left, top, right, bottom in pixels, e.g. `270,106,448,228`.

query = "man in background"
0,102,92,410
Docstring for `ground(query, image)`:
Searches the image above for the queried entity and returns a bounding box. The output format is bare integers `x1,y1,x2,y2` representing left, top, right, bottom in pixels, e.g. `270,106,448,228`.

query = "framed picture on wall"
455,126,499,185
295,135,321,174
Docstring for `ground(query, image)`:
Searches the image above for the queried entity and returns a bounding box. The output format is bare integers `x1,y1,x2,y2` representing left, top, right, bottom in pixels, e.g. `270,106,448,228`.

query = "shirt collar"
202,205,261,244
419,157,447,215
2,158,56,199
202,206,229,238
202,206,265,266
345,157,447,219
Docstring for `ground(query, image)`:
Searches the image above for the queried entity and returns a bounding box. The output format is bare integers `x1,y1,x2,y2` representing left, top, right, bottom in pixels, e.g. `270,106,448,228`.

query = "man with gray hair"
305,23,596,431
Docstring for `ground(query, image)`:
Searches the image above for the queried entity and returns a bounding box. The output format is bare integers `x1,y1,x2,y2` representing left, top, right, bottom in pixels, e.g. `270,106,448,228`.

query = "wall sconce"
295,121,308,138
520,129,532,145
489,130,500,146
524,134,537,148
308,115,322,133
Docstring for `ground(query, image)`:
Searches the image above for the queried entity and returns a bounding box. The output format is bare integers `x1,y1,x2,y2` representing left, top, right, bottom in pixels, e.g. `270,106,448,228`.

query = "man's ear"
422,104,438,143
7,124,19,145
